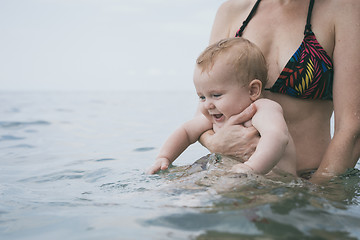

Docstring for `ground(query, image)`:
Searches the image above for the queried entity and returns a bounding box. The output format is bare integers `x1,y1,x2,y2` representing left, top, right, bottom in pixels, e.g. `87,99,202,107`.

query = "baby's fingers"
160,162,169,170
146,165,161,174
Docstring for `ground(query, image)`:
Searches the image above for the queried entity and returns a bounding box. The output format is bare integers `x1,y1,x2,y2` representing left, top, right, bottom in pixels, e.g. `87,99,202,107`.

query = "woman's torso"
212,0,336,174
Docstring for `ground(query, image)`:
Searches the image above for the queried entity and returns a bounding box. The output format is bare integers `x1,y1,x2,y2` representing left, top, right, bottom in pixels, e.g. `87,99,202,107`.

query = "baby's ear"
249,79,262,101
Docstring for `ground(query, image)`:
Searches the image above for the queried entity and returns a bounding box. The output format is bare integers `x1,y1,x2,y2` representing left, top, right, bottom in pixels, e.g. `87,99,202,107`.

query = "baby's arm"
232,99,290,174
147,115,212,174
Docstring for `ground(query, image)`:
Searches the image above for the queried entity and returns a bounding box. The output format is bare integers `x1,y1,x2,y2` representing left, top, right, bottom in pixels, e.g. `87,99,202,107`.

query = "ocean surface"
1,91,360,240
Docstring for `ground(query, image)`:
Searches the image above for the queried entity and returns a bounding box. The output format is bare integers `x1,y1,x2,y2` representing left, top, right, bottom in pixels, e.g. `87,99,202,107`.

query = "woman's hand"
199,104,260,161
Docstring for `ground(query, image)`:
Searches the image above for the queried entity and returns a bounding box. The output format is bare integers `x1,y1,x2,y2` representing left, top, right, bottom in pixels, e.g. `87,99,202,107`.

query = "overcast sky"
0,0,222,91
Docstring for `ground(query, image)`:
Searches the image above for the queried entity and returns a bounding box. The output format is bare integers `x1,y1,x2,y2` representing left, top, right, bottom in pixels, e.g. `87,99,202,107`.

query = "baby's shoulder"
253,99,283,112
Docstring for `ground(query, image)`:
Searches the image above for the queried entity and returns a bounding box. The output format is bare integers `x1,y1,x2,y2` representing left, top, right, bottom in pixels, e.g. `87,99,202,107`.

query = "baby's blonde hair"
196,37,268,88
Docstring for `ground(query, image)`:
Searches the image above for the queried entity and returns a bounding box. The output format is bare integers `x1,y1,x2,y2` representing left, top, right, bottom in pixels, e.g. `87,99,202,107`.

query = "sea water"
0,91,359,240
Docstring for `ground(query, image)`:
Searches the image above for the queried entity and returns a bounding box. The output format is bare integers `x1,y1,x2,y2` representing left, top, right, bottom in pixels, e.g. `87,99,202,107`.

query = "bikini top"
236,0,333,100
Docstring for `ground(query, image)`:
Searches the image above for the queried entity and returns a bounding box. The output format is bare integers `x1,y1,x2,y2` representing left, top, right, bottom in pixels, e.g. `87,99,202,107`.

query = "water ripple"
95,158,116,162
134,147,155,152
0,120,51,129
19,170,85,183
84,168,110,183
0,135,25,142
18,168,111,184
9,144,35,148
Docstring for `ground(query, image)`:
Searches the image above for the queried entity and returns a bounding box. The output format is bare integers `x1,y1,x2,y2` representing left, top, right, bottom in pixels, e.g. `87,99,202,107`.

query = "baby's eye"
199,96,205,101
212,94,222,98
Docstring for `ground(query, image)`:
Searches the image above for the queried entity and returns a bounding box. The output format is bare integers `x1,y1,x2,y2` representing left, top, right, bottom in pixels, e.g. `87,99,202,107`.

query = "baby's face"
193,58,252,129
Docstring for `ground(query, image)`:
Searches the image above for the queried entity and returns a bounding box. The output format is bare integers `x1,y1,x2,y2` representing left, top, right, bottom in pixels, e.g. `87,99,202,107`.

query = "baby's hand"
230,163,254,174
146,158,171,174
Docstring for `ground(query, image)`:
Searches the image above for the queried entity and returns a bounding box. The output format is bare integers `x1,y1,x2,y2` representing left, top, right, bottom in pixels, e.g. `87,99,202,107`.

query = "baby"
147,37,296,176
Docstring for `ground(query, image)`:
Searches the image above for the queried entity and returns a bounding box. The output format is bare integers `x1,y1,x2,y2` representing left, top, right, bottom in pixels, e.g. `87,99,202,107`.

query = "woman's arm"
312,0,360,181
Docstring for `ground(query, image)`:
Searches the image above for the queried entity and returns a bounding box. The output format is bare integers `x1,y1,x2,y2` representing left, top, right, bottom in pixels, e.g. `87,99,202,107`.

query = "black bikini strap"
236,0,261,37
304,0,315,34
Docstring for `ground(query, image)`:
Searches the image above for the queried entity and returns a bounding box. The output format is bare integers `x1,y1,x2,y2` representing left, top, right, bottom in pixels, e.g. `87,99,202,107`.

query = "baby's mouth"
213,114,223,120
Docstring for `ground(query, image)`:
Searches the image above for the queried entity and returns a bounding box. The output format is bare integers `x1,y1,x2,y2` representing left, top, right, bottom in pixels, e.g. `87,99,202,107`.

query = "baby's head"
194,38,268,128
196,37,268,90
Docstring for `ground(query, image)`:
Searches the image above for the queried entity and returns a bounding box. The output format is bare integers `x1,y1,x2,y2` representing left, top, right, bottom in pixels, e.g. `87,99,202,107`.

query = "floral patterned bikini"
236,0,333,100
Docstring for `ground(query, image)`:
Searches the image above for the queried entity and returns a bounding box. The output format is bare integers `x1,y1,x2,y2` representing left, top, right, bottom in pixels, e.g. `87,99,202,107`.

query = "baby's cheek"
201,109,212,122
200,107,208,116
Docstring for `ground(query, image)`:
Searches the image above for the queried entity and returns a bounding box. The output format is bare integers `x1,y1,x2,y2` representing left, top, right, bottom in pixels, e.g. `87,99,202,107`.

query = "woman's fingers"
208,124,259,160
226,103,257,125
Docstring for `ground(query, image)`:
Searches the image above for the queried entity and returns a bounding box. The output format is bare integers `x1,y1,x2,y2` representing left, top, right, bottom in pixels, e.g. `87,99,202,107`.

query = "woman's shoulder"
317,0,360,17
219,0,256,13
322,0,360,38
328,0,360,9
210,0,257,43
332,0,360,19
221,0,255,8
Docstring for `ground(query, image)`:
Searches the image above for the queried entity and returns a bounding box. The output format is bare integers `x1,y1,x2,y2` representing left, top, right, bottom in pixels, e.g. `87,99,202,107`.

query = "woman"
199,0,360,181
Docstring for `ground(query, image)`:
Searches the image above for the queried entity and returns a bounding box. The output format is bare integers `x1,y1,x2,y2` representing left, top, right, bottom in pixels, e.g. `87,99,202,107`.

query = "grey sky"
0,0,221,91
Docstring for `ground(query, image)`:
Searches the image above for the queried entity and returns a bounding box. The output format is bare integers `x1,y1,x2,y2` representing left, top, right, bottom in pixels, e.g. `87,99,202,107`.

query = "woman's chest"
230,2,335,85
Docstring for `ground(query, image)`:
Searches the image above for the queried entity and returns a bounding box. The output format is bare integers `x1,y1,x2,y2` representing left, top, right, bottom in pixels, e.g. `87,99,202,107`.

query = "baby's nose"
205,100,215,109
